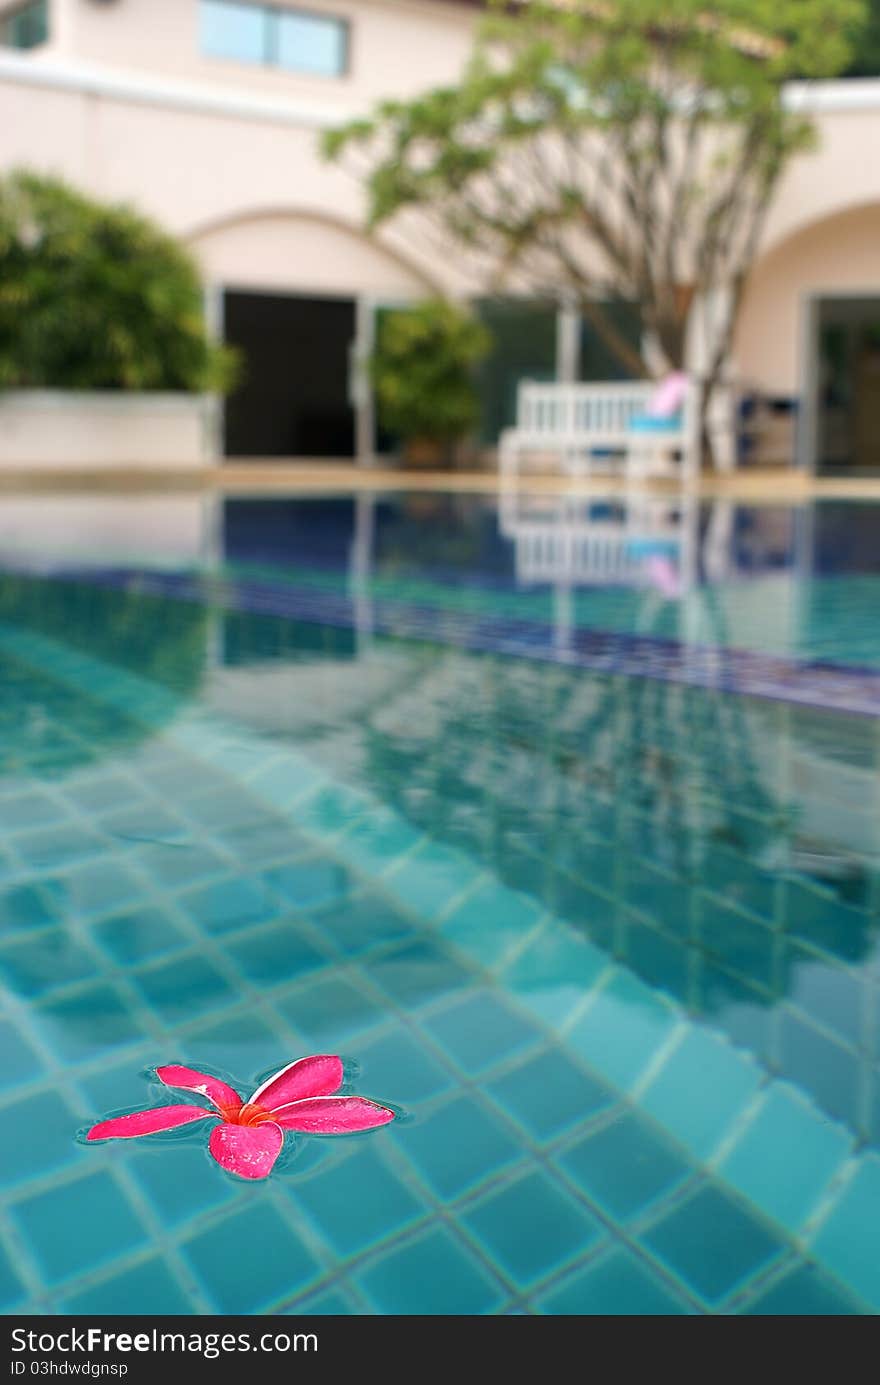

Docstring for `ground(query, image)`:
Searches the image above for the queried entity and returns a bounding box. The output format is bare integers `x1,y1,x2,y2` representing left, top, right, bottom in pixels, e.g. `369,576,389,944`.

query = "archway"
187,208,440,459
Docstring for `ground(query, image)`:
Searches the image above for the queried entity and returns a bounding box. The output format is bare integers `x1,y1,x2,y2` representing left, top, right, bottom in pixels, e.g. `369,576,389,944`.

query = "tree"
845,0,880,73
0,170,235,392
325,0,863,453
370,299,492,455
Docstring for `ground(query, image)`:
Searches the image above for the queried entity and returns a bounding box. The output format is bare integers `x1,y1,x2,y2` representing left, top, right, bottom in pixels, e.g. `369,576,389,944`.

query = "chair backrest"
645,372,689,419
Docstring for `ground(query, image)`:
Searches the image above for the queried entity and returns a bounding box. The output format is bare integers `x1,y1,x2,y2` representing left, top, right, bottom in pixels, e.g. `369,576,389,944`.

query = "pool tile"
180,876,277,934
226,924,327,988
0,1240,26,1309
62,773,137,815
284,1287,359,1315
290,1146,425,1256
183,1203,321,1312
217,821,314,869
276,977,385,1045
137,844,228,892
37,985,146,1060
550,879,616,951
363,939,475,1011
333,809,423,876
717,1086,852,1233
699,898,776,991
742,1262,864,1315
2,790,68,830
0,1020,45,1090
306,889,415,956
500,920,608,1029
355,1025,454,1105
776,1008,861,1131
59,1257,193,1315
134,954,235,1023
786,947,864,1049
463,1170,604,1288
129,1143,240,1229
703,845,776,924
557,1111,691,1221
292,785,368,841
391,1093,521,1199
0,1090,83,1185
264,857,356,913
55,863,144,922
488,1047,613,1142
566,970,679,1091
810,1155,880,1310
182,1015,286,1080
538,1247,692,1315
13,824,106,872
440,881,544,970
356,1226,503,1314
0,930,98,998
79,1056,158,1114
636,1028,763,1161
94,908,187,967
423,990,542,1075
11,1172,148,1284
641,1184,785,1306
625,860,691,933
0,884,54,932
623,917,690,1005
384,840,483,920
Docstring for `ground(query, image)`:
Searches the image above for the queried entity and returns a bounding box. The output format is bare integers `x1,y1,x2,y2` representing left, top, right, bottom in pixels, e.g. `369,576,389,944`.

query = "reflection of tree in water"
359,631,879,1017
0,572,208,775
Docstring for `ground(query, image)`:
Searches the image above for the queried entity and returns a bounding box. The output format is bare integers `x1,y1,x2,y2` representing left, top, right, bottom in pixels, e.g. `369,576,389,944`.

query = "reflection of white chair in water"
498,375,700,482
499,489,698,597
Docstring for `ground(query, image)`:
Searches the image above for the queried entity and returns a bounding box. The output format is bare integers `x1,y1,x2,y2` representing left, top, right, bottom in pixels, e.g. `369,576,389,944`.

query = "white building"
1,0,879,467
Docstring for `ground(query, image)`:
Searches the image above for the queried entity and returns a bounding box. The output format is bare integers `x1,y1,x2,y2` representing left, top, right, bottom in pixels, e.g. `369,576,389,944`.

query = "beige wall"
0,53,460,296
48,0,473,107
735,202,880,396
192,209,435,295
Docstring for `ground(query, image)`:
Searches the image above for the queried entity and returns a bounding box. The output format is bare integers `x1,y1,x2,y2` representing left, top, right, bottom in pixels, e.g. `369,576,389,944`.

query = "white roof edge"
0,50,358,129
1,50,879,123
783,77,880,111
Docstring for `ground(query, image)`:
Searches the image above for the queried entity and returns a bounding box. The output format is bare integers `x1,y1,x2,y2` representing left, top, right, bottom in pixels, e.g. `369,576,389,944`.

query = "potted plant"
369,298,491,467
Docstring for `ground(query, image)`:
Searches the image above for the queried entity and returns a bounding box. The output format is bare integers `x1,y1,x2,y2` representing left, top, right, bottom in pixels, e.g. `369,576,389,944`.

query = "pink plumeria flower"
86,1055,395,1181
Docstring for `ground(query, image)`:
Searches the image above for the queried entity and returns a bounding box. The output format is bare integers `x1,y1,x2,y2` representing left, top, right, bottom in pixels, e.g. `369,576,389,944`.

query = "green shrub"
0,170,235,392
370,298,491,445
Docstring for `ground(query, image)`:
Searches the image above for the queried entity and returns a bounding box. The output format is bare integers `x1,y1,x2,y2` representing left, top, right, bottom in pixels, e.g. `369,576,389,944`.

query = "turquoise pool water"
0,492,878,1316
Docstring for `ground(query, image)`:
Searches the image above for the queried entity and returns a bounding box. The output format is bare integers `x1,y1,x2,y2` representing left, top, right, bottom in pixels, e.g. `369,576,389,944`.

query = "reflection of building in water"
499,489,697,592
0,494,220,571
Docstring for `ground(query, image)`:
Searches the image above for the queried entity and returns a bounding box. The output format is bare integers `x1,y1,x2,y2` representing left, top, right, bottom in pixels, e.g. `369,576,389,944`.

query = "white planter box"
0,390,215,468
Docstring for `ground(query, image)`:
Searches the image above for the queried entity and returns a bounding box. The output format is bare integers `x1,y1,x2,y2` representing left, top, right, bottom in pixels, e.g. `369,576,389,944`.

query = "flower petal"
272,1096,395,1134
87,1105,215,1141
208,1121,284,1180
249,1055,344,1113
155,1065,243,1117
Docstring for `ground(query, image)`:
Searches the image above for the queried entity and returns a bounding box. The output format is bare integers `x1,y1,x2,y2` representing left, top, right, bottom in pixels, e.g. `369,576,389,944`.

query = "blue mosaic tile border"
44,566,880,720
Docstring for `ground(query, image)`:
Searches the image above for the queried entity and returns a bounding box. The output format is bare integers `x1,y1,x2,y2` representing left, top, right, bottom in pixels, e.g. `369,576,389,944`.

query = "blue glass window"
200,1,348,78
277,10,347,77
200,0,269,64
1,0,48,50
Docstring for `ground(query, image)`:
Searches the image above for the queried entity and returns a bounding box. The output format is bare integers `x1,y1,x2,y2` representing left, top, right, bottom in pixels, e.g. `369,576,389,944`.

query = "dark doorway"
813,296,880,474
223,291,356,458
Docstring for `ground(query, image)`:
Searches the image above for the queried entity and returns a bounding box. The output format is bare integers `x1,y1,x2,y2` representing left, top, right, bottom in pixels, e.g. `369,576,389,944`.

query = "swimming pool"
0,490,878,1315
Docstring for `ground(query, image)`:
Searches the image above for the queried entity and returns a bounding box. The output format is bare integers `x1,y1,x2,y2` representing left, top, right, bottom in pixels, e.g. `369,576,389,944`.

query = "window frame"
0,0,50,51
